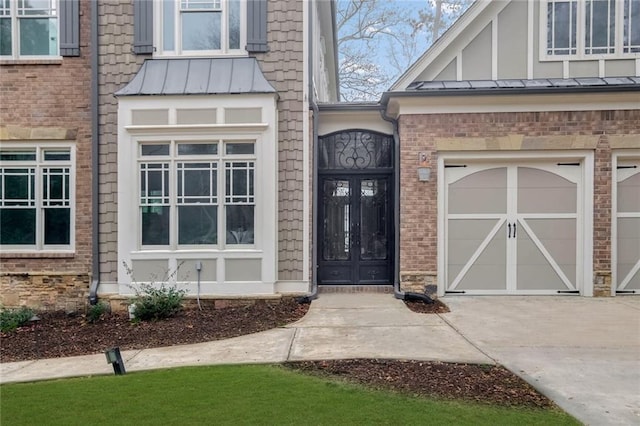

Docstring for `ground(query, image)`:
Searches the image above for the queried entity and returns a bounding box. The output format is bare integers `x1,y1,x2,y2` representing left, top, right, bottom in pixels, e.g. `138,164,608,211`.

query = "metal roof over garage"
404,77,640,93
115,57,276,96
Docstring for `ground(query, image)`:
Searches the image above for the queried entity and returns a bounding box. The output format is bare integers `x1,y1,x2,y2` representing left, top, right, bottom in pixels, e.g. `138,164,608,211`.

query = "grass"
1,364,579,426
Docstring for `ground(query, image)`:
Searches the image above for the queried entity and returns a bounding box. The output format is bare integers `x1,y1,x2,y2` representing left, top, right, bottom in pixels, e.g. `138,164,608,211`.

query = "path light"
105,347,126,375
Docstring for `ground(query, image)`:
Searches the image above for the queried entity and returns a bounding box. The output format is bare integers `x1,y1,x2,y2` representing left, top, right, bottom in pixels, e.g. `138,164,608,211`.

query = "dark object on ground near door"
403,292,434,304
295,296,314,305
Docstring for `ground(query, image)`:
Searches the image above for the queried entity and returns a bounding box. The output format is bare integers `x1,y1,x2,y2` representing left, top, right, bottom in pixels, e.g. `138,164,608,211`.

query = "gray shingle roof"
115,57,276,96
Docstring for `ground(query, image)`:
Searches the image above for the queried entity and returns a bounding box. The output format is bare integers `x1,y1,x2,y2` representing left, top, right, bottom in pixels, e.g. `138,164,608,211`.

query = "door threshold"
318,285,394,294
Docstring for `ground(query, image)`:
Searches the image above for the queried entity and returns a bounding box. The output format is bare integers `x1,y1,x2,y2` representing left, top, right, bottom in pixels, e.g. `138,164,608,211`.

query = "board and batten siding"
415,0,639,83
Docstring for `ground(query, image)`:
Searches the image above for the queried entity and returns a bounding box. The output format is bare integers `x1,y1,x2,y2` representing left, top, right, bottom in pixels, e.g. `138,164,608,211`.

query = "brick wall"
0,0,93,309
399,110,640,295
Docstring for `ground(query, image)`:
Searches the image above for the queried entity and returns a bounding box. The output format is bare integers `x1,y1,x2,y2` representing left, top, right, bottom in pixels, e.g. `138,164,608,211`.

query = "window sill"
0,251,75,259
0,58,63,66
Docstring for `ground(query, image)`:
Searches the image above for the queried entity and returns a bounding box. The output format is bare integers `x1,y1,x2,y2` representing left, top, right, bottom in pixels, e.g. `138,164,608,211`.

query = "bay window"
0,0,58,58
158,0,243,55
544,0,640,57
138,140,255,248
0,146,73,249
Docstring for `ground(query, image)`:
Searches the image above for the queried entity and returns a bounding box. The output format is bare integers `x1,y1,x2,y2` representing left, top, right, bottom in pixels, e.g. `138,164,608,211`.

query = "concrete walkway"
2,294,639,425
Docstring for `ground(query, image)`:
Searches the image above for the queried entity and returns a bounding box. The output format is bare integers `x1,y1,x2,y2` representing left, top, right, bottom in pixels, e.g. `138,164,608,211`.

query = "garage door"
445,161,582,294
615,159,640,294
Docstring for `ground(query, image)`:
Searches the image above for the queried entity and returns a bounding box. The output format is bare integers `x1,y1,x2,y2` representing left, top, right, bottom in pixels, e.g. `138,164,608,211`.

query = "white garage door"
445,161,583,294
615,159,640,294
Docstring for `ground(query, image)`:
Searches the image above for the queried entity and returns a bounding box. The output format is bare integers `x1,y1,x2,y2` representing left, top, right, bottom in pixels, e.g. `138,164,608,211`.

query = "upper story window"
157,0,244,56
544,0,640,58
0,145,74,250
0,0,59,58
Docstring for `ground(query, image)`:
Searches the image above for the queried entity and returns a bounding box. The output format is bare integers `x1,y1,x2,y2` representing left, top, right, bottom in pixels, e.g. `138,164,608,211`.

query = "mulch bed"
285,359,552,409
0,298,308,362
1,296,556,409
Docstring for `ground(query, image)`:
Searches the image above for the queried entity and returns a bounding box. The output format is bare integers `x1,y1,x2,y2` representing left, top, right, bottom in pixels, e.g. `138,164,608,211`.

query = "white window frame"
0,143,75,252
0,0,60,59
154,0,247,57
136,138,257,250
540,0,640,60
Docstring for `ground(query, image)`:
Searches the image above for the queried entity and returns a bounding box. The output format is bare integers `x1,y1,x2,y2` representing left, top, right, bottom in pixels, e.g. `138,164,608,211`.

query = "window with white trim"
138,140,255,248
0,146,73,249
158,0,243,55
544,0,640,57
0,0,59,58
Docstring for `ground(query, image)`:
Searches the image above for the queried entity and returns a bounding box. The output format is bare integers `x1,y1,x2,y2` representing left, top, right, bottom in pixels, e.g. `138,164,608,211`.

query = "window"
158,0,243,55
0,146,73,249
544,0,640,57
138,140,255,248
0,0,59,58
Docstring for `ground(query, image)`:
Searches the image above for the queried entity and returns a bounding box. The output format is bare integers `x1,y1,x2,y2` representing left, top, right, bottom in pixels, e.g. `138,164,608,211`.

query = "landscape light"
105,347,126,375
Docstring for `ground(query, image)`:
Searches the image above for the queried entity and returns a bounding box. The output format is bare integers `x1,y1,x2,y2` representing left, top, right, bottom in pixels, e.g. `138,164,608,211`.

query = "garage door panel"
517,224,573,291
445,161,582,295
455,234,507,290
524,218,577,283
448,167,507,214
517,167,577,214
617,173,640,213
448,219,506,289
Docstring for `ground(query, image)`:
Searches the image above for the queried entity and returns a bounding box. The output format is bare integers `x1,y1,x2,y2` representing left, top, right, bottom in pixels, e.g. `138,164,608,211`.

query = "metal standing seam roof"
404,77,640,92
115,57,277,96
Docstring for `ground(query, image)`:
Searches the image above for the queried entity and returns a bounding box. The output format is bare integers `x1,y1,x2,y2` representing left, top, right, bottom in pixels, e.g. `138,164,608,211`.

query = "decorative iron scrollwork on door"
319,130,392,170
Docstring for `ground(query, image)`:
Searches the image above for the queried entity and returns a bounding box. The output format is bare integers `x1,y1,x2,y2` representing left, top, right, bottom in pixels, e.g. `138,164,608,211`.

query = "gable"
393,0,640,90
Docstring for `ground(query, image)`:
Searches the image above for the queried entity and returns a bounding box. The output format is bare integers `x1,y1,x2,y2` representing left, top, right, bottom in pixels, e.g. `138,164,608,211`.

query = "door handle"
508,223,512,238
513,222,516,238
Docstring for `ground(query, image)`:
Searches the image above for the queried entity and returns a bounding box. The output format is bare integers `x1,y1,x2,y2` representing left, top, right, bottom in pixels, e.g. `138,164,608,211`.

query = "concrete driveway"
440,296,640,426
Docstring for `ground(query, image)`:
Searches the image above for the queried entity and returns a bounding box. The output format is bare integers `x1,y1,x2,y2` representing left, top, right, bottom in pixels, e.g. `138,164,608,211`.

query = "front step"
318,285,394,294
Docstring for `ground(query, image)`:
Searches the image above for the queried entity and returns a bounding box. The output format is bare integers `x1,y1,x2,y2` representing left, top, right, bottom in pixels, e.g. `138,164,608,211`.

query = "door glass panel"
448,167,507,214
322,179,351,261
518,167,576,214
360,179,388,260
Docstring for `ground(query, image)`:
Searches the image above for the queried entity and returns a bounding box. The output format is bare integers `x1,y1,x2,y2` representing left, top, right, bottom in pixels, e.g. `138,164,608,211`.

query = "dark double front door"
318,175,392,284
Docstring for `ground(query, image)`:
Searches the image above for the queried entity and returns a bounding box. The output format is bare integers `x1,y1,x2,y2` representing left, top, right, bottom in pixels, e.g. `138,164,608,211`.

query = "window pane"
44,208,70,245
226,143,254,155
44,150,70,161
141,144,170,156
20,18,57,56
0,208,36,244
625,0,640,52
178,143,218,155
229,0,240,49
0,151,36,161
182,11,220,50
179,205,217,244
163,0,175,51
3,171,34,205
586,0,615,54
0,18,11,56
226,205,254,244
548,1,577,55
141,206,170,245
17,0,56,16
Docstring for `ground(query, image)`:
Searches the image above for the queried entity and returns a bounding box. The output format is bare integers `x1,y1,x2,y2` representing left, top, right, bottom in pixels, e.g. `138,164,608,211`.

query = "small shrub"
0,306,35,333
130,282,186,321
86,302,109,323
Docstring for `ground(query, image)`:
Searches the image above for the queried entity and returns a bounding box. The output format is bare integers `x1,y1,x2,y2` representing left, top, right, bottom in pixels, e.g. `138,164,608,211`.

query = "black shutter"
246,0,268,53
59,0,80,56
133,0,154,54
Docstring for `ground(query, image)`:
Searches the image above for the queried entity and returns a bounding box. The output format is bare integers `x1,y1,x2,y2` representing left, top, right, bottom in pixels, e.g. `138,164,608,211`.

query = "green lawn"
1,365,578,425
